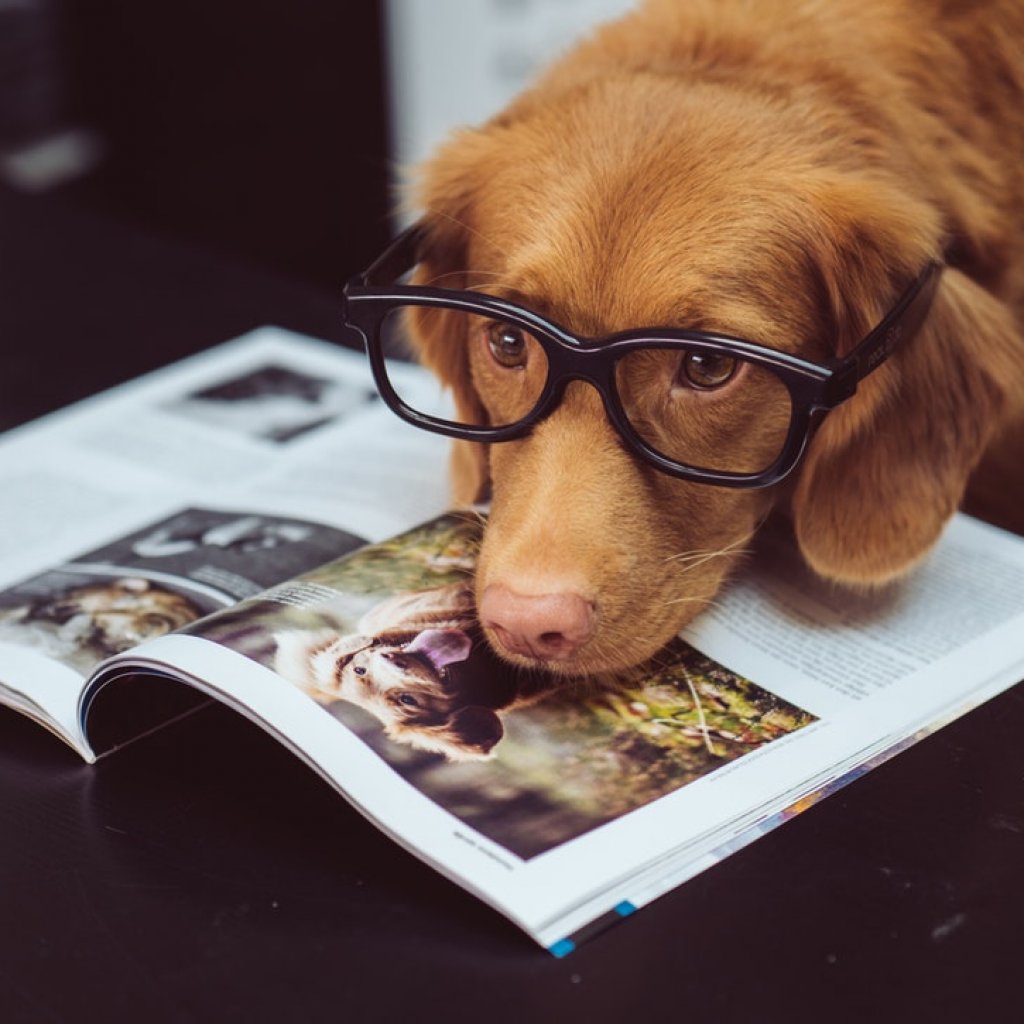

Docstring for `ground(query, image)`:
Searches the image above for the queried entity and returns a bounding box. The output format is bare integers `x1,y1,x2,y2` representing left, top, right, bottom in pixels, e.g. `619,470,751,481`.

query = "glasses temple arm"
352,223,426,287
843,260,944,386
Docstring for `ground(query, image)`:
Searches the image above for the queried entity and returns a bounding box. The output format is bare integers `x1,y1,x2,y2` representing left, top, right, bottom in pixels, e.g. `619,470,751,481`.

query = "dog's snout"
479,584,595,663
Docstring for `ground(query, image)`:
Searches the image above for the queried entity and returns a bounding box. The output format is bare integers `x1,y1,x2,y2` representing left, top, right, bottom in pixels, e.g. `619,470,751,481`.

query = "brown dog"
400,0,1024,678
273,583,549,760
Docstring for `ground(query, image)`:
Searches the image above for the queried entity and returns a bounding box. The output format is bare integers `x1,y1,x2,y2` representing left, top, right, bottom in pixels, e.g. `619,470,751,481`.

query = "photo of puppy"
0,577,202,674
272,581,561,765
274,582,525,761
356,0,1024,679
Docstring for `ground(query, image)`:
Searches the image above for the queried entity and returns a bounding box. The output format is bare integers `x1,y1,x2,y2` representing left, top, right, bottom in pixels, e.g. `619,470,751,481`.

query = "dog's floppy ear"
406,628,473,672
792,206,1020,584
401,131,497,506
392,705,504,762
433,705,504,761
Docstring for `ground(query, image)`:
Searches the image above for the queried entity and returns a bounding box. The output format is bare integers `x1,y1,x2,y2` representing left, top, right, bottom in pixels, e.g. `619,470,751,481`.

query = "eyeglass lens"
613,349,793,474
379,305,793,475
380,306,549,428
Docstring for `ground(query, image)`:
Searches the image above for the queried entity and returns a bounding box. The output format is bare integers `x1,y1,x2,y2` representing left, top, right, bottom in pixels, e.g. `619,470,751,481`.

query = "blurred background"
1,0,636,282
0,0,635,430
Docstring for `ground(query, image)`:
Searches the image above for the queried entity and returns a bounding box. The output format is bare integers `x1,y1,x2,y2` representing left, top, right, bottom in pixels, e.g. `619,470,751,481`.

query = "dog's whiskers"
664,534,751,564
669,549,742,577
664,534,753,576
664,548,721,564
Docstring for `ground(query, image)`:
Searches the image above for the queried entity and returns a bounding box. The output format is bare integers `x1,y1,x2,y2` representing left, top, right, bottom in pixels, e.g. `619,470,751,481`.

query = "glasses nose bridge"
540,342,622,428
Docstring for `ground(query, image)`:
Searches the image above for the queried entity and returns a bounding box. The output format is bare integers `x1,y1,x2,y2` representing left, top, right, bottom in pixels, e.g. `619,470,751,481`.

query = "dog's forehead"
469,200,810,345
369,648,441,686
467,115,815,339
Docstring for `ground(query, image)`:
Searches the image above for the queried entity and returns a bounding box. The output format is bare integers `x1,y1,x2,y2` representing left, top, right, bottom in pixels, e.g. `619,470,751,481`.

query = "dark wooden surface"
2,186,1023,1024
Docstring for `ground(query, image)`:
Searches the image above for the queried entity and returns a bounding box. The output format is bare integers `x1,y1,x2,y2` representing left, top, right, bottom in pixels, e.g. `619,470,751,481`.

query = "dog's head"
275,626,504,761
32,577,201,653
402,64,1020,676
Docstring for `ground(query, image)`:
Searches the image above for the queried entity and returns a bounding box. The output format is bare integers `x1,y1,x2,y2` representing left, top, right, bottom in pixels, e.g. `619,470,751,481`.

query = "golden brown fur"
405,0,1024,676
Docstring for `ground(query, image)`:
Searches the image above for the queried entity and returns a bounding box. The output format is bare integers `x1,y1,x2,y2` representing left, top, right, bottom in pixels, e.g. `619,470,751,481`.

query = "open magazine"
2,329,1023,955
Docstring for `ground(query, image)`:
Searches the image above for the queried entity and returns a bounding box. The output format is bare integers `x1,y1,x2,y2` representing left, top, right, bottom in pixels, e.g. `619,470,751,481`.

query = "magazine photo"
189,514,817,859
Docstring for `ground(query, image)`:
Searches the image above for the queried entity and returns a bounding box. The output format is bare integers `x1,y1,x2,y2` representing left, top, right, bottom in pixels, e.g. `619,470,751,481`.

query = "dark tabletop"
2,186,1023,1024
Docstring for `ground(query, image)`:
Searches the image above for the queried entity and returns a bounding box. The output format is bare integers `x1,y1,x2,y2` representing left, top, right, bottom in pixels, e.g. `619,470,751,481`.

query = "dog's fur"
274,584,549,760
404,0,1024,676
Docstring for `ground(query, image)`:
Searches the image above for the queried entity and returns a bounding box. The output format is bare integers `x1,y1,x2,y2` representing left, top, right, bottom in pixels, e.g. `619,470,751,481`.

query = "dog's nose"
479,584,595,662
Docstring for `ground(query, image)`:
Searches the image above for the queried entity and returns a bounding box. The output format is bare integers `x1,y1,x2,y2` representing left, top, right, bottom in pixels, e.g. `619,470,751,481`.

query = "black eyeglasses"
343,225,942,488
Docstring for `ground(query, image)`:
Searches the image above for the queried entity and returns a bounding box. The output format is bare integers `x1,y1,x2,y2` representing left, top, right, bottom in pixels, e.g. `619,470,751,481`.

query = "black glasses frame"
343,225,942,488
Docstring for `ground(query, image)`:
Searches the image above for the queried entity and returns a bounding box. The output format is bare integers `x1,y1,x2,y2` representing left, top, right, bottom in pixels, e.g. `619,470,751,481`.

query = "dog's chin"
481,618,693,679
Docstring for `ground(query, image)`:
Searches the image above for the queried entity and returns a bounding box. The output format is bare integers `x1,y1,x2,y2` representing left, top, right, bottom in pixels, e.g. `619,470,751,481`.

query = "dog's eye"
353,665,367,676
485,322,528,369
397,693,420,708
678,350,737,390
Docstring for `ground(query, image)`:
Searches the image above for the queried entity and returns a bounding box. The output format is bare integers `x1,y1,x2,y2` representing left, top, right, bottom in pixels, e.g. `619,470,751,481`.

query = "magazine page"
0,506,367,753
81,512,1024,952
0,328,453,747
